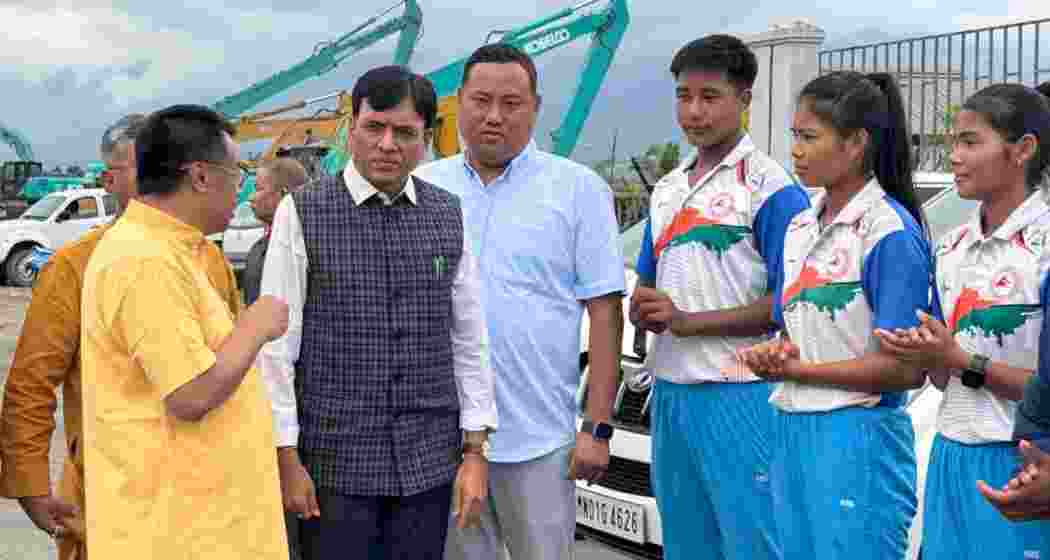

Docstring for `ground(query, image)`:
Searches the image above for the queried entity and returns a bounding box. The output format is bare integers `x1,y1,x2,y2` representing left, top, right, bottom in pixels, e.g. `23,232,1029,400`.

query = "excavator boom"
323,0,630,173
214,0,422,118
0,121,35,161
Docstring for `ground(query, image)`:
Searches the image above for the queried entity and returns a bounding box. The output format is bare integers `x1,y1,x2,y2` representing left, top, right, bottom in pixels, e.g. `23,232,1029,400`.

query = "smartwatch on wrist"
961,353,989,389
580,419,614,441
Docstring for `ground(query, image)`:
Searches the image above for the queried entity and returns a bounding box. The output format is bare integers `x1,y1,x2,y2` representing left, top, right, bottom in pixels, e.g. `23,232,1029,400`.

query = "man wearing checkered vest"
257,65,498,560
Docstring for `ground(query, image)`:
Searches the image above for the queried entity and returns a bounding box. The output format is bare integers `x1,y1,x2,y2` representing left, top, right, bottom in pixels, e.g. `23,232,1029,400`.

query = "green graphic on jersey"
956,304,1041,346
664,224,752,257
786,281,864,319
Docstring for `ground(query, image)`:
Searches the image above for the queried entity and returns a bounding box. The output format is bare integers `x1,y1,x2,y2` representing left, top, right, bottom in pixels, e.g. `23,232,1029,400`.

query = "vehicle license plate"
575,487,646,544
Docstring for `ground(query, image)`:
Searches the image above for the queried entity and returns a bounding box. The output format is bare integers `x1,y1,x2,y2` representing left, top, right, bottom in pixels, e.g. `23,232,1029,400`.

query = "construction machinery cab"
1,160,43,218
275,144,330,180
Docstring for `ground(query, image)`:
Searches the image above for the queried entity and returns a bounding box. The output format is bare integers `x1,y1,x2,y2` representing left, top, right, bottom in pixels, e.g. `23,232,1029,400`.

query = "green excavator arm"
0,121,35,161
213,0,422,118
322,0,629,174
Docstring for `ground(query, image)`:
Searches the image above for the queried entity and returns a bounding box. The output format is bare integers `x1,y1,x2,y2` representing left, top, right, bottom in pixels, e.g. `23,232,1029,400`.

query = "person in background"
877,83,1050,557
79,104,288,559
0,114,142,558
243,157,308,306
979,442,1050,520
628,34,809,560
243,156,309,558
738,71,931,559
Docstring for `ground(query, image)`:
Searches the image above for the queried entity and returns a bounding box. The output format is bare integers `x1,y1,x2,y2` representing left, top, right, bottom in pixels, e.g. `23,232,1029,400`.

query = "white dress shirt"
257,163,498,448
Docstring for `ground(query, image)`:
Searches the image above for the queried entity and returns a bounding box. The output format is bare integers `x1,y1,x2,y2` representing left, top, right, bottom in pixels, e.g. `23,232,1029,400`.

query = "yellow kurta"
1,220,241,560
80,201,286,559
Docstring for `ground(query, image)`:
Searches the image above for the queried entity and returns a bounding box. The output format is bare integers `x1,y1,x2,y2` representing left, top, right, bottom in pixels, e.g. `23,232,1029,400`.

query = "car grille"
609,359,653,432
615,386,651,429
596,455,653,498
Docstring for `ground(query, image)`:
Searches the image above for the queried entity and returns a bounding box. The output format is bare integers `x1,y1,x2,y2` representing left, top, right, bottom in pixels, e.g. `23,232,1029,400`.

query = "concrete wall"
744,21,826,168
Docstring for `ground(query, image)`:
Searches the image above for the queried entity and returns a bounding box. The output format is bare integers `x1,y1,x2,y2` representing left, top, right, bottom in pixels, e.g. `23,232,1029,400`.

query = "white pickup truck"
0,188,117,286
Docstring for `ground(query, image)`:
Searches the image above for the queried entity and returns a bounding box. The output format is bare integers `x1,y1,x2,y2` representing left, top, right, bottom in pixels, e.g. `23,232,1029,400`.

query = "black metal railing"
614,192,649,232
819,18,1050,172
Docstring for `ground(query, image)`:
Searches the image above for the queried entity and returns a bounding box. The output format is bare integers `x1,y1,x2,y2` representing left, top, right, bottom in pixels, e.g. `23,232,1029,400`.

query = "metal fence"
819,18,1050,172
614,191,648,231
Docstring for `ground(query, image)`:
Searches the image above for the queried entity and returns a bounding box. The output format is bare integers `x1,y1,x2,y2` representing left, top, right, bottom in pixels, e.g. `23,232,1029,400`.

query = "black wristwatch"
961,353,990,389
581,419,614,441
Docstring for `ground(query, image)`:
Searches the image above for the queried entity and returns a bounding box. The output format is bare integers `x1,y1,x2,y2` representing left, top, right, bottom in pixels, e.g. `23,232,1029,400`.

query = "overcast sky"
0,0,1045,166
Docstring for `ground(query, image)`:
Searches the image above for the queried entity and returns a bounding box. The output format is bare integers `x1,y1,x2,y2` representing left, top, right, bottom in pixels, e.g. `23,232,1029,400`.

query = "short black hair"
1038,81,1050,99
351,65,437,130
136,104,235,196
670,34,758,91
463,44,538,95
964,83,1050,190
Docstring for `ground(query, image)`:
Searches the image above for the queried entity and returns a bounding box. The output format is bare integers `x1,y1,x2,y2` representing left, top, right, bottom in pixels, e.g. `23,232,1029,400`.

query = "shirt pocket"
490,215,573,299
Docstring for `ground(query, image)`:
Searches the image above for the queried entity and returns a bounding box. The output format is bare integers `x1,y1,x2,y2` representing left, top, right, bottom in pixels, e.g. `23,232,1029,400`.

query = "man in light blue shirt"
415,44,625,560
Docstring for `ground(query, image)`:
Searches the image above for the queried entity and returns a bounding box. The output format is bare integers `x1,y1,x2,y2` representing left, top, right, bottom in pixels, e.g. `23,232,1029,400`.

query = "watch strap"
962,353,989,389
580,419,613,440
968,353,990,374
580,419,594,435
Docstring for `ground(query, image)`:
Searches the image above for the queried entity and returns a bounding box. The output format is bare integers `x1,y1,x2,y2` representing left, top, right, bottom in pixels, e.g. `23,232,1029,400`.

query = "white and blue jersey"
637,134,809,384
772,178,932,411
770,178,930,560
638,134,808,560
923,191,1050,560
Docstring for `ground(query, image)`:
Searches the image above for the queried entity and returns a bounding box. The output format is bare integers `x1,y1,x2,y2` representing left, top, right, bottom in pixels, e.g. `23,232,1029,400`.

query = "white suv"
576,174,967,560
0,188,117,286
220,201,266,272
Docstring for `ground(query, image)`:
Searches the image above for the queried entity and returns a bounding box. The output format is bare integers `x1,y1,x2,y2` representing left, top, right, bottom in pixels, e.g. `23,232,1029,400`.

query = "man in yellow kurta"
80,104,287,559
0,114,241,559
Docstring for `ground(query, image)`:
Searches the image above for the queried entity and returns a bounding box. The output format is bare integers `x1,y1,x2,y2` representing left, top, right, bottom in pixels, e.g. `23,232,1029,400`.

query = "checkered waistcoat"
292,173,463,497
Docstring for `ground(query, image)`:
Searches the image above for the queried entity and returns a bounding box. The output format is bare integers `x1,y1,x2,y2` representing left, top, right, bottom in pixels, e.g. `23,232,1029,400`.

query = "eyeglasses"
201,161,246,186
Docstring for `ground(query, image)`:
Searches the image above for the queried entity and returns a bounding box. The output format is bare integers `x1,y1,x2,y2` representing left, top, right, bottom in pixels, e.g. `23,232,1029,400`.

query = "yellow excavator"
235,0,745,181
232,90,351,166
233,0,632,179
228,92,353,202
214,0,421,198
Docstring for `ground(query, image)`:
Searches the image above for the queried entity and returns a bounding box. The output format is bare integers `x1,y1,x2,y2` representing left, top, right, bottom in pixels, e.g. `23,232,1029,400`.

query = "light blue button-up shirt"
415,141,626,462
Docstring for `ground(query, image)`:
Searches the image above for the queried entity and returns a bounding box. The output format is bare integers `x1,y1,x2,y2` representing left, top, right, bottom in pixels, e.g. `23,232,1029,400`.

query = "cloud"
953,0,1050,30
1,0,1039,166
